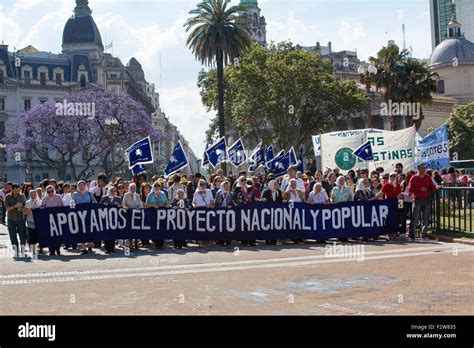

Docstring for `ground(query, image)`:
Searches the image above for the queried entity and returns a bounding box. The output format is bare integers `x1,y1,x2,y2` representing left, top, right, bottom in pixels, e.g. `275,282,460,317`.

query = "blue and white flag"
126,136,154,169
206,137,227,168
353,141,374,161
266,145,274,164
272,152,290,179
202,146,209,166
415,124,450,170
228,138,247,167
131,164,146,176
248,142,265,172
266,150,285,173
164,142,189,178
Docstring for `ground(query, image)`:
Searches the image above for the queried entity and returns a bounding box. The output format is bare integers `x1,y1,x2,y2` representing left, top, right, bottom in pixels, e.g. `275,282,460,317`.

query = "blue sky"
0,0,434,157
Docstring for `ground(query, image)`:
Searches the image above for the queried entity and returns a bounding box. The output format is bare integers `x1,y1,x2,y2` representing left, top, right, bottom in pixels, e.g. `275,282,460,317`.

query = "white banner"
312,135,321,156
320,127,416,173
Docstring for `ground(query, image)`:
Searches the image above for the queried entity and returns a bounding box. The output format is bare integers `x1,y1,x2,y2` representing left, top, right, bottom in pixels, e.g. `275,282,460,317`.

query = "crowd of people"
1,163,473,258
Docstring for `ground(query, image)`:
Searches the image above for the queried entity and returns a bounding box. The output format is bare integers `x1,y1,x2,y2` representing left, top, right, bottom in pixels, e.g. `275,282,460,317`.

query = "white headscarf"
267,180,277,191
356,179,366,192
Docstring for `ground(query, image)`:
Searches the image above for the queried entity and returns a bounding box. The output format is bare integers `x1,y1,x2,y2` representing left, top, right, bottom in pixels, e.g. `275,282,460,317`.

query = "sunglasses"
47,190,53,193
390,175,397,178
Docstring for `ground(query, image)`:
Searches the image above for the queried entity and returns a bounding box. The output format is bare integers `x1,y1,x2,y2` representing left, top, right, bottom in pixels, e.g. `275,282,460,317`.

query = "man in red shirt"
408,163,439,240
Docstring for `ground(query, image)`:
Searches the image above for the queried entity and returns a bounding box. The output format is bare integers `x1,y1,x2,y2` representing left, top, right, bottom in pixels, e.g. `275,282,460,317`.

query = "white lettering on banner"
42,203,393,238
49,215,60,237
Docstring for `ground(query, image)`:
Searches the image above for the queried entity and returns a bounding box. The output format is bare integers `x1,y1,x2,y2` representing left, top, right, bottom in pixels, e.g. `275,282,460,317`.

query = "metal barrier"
431,182,474,234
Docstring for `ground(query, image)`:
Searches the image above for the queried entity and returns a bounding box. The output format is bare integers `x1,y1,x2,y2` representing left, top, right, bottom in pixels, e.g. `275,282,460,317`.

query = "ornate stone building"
0,0,197,182
237,0,267,46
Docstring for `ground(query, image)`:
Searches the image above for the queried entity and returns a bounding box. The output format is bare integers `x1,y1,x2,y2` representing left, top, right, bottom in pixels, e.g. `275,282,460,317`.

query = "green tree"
198,42,366,152
185,0,251,144
447,103,474,160
369,44,438,131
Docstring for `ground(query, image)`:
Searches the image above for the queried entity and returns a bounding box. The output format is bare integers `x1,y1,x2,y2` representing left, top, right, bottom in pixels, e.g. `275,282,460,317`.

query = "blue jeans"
8,219,27,248
411,198,431,237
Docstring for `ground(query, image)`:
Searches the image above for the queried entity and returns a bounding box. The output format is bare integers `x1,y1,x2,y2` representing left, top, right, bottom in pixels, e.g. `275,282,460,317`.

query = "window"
39,99,47,104
55,73,62,86
24,71,31,85
35,175,41,183
0,98,4,111
110,73,117,79
0,70,4,84
40,72,46,86
42,173,49,180
438,80,445,94
24,99,31,110
0,121,5,139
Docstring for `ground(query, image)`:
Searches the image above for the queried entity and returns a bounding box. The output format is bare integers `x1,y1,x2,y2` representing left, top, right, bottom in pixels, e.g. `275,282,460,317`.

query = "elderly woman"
122,183,142,252
193,179,214,247
100,186,122,254
168,174,188,202
24,189,42,256
283,178,305,244
261,180,282,245
214,181,233,246
354,178,372,201
41,185,63,256
147,181,169,249
233,176,256,246
331,176,354,203
307,182,329,205
170,189,192,249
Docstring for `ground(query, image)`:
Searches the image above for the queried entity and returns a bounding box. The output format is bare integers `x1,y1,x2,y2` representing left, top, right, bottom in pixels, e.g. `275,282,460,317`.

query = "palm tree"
396,59,438,130
184,0,252,144
369,44,410,131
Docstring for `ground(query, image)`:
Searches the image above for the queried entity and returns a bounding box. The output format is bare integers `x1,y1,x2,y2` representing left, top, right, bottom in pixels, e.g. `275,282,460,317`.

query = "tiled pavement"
0,225,473,315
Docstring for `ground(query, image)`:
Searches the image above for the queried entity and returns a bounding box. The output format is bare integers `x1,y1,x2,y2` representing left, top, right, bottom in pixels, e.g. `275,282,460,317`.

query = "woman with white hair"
307,182,329,205
41,185,64,256
122,183,143,252
331,175,354,203
24,189,42,256
193,179,214,247
261,180,282,245
233,176,257,246
214,181,233,246
283,178,305,244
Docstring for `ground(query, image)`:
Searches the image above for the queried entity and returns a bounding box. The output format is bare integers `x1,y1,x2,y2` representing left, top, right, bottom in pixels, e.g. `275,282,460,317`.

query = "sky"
0,0,434,158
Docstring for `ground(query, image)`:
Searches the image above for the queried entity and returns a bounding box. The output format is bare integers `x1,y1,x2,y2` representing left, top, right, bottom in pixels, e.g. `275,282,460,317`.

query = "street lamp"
358,63,377,128
105,116,120,182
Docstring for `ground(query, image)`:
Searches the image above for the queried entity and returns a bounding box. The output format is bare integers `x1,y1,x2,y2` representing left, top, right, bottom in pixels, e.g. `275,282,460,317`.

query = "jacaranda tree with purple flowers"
6,90,165,180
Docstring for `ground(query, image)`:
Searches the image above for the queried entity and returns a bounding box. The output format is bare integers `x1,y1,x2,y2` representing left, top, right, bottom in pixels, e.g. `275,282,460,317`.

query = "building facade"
0,0,197,183
237,0,267,46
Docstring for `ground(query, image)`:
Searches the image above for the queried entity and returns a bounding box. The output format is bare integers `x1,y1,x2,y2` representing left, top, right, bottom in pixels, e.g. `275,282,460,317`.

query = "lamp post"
105,117,120,182
358,63,377,129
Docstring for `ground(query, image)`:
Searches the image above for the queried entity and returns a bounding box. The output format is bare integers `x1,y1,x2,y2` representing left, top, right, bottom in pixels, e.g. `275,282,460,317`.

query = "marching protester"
170,189,191,249
100,186,123,254
193,179,214,247
24,189,42,256
354,179,372,201
214,181,233,246
331,175,354,203
400,171,415,237
283,178,305,244
146,181,169,249
281,166,305,193
408,164,439,240
5,184,27,258
123,183,143,251
168,174,187,202
233,176,256,246
41,185,64,255
261,179,282,245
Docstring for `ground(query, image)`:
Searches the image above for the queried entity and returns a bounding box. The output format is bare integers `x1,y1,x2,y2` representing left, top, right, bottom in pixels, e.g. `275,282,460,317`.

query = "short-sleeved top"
331,186,353,203
4,193,27,221
308,190,328,204
72,191,96,205
193,189,214,207
146,191,168,208
381,182,402,199
25,198,42,228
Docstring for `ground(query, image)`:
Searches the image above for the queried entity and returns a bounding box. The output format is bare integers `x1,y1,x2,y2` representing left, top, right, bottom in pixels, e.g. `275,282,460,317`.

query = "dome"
62,0,103,47
430,38,474,68
240,0,259,7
